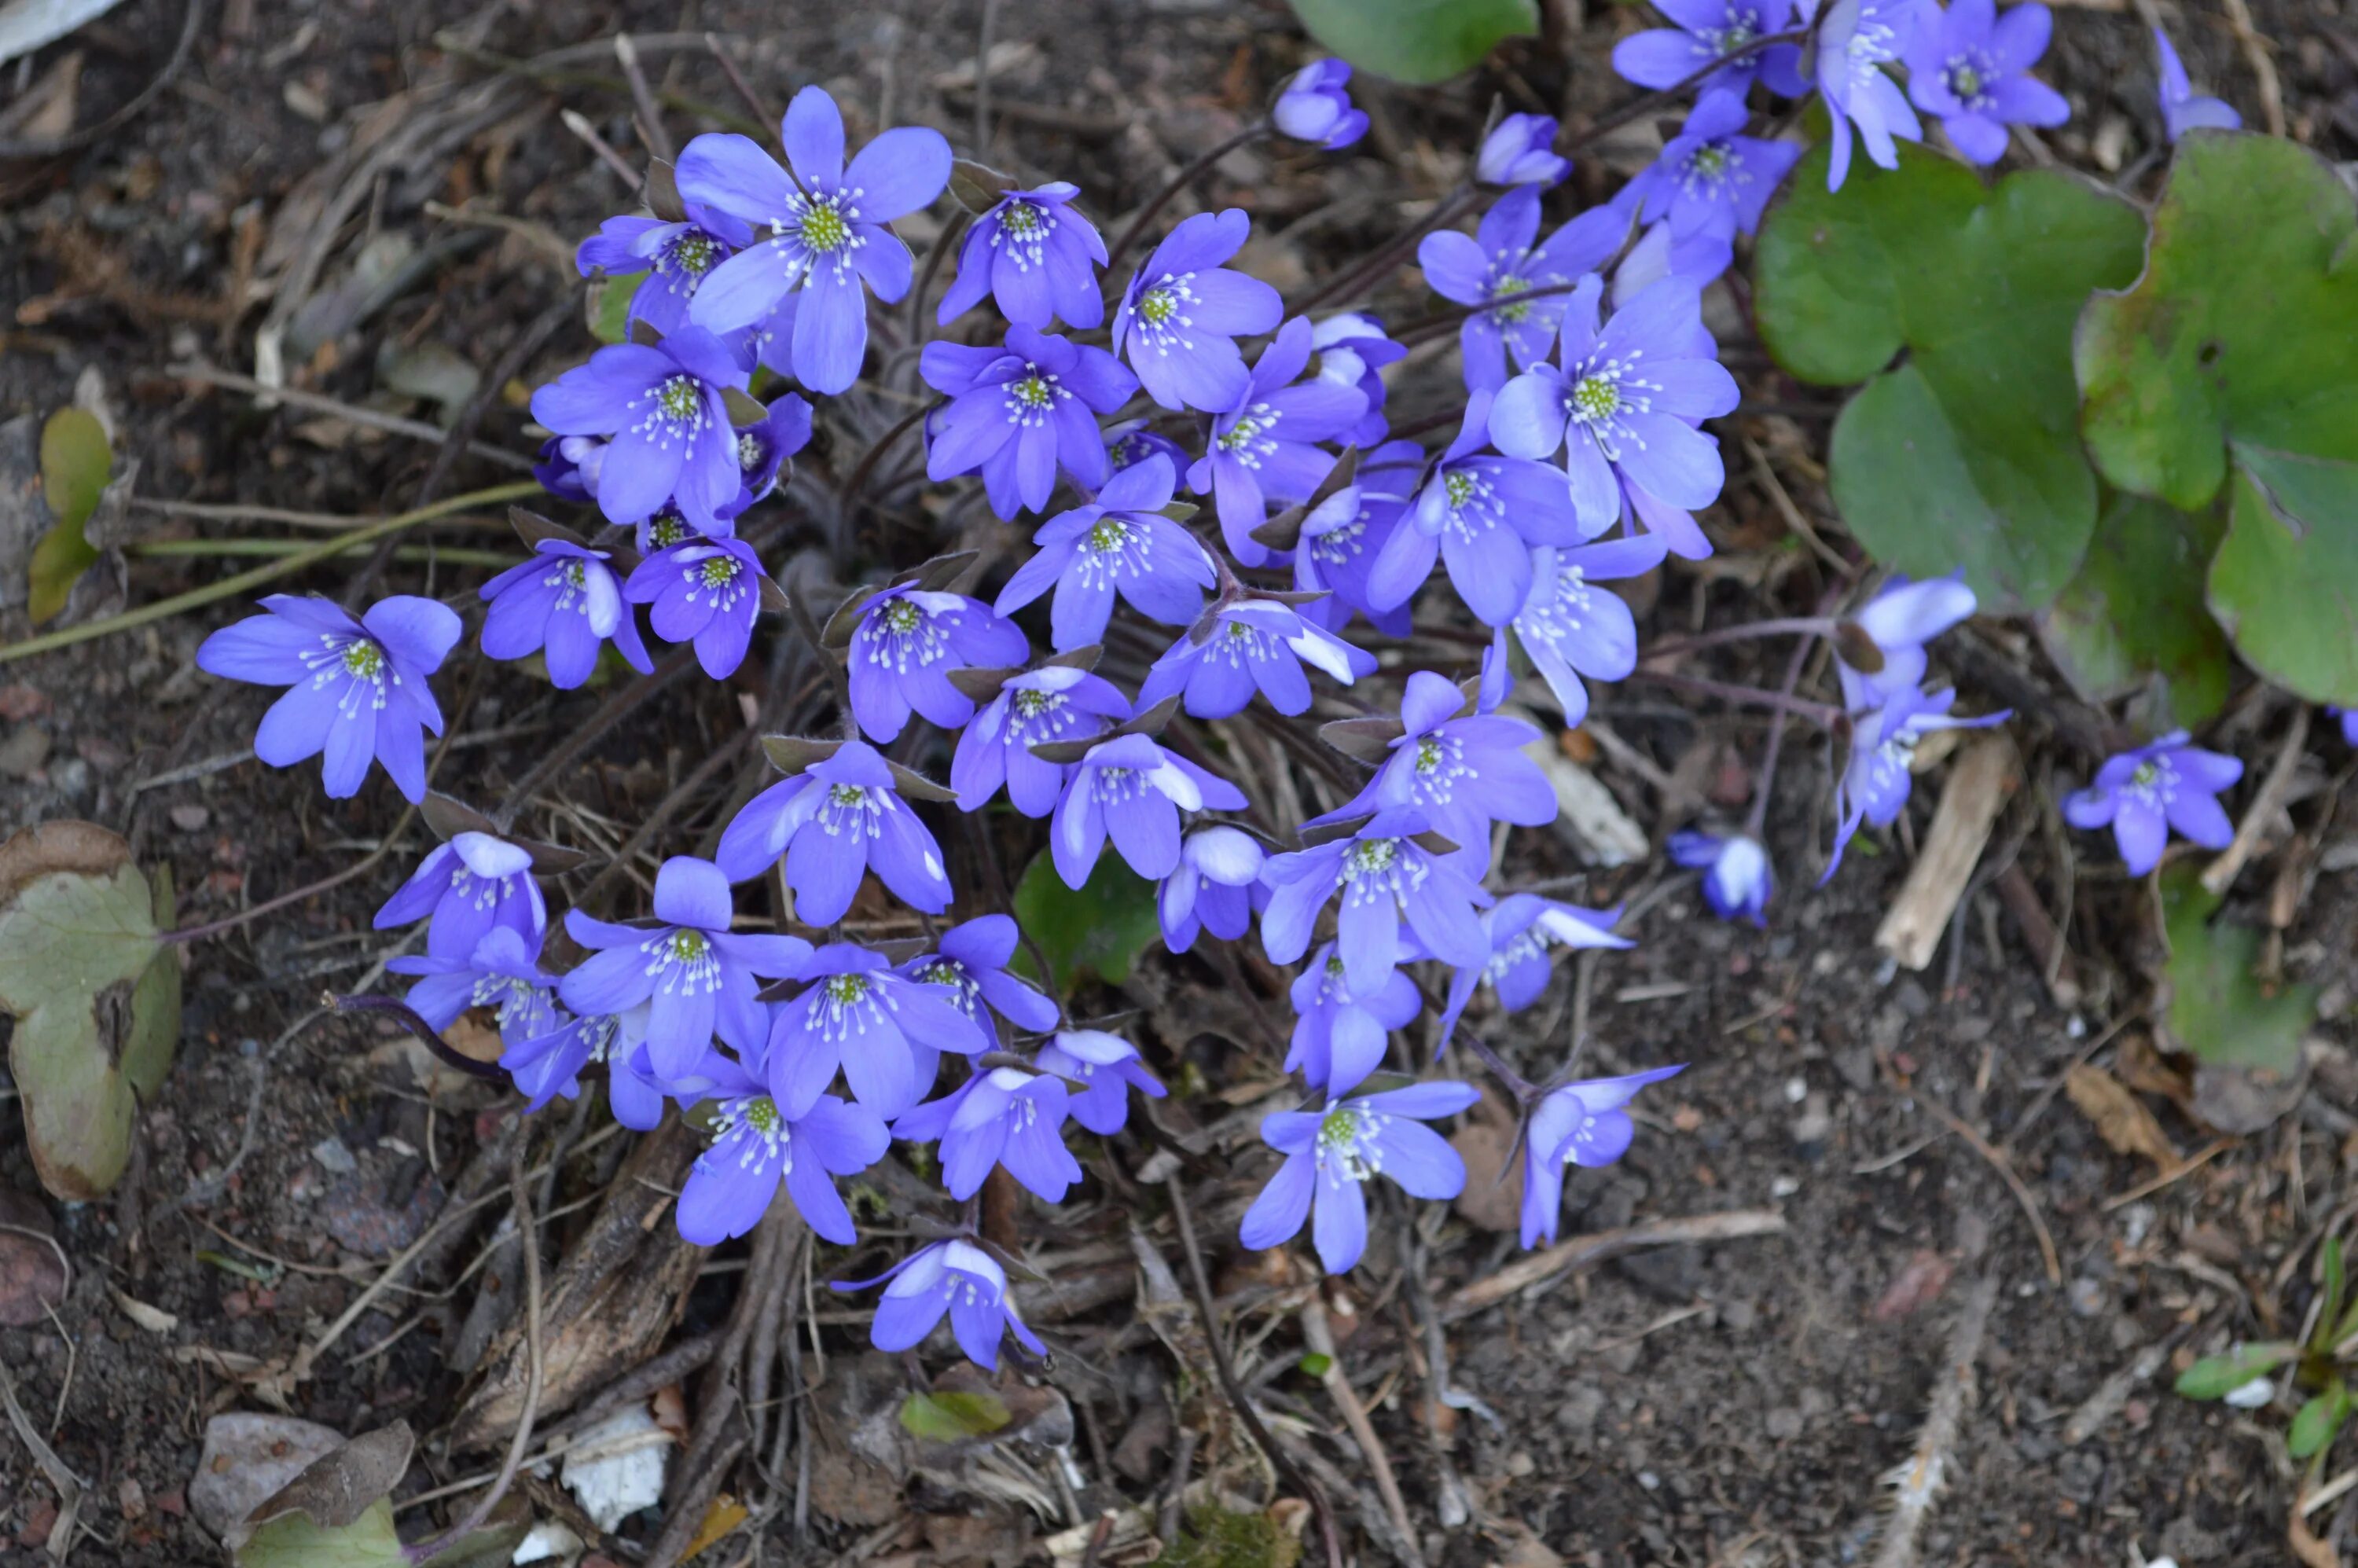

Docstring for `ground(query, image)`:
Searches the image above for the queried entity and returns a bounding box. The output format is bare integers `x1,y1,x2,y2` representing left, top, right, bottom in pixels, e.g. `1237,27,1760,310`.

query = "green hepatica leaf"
0,821,182,1200
2037,491,2232,729
587,271,644,345
2209,465,2358,705
899,1389,1012,1443
1755,142,2147,611
1287,0,1538,85
233,1499,406,1568
2158,862,2316,1074
1012,848,1159,993
29,407,111,626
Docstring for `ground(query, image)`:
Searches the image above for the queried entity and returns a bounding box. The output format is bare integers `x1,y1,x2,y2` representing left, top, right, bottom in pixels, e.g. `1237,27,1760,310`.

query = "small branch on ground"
1444,1210,1787,1317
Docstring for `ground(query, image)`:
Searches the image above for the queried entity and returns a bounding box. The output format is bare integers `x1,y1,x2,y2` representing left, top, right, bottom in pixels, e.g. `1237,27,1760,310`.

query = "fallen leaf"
1449,1092,1522,1235
682,1493,750,1560
0,1187,68,1326
2065,1065,2180,1170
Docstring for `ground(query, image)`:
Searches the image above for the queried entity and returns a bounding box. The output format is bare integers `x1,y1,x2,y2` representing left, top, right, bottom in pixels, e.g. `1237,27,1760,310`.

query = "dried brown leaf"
2064,1065,2180,1170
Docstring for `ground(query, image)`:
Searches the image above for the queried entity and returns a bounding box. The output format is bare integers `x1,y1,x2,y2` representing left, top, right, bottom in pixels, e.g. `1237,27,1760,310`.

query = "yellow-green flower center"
1444,471,1478,509
656,376,701,423
800,203,850,253
825,973,869,1005
828,783,867,807
1572,374,1622,420
884,599,924,633
1011,374,1053,408
1086,517,1130,554
699,557,740,589
741,1096,780,1134
1140,287,1179,326
2130,760,2159,789
1346,838,1399,877
342,640,384,679
1001,201,1042,237
671,232,717,276
1491,274,1533,325
669,929,710,964
648,513,687,548
1416,736,1445,772
917,961,962,987
1951,63,1983,97
1690,143,1730,181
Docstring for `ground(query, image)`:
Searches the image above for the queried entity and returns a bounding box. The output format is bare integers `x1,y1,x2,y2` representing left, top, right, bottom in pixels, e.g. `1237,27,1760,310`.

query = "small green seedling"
2177,1237,2358,1460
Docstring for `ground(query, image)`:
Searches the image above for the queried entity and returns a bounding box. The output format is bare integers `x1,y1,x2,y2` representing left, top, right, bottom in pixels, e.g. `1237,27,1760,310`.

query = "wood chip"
2064,1065,2180,1170
1875,733,2019,970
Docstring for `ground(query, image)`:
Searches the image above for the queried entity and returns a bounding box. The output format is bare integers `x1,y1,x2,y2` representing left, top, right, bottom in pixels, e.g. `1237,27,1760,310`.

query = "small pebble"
1783,1076,1808,1104
169,804,210,832
1504,1450,1534,1478
310,1137,358,1176
1637,1471,1660,1491
1770,1175,1801,1198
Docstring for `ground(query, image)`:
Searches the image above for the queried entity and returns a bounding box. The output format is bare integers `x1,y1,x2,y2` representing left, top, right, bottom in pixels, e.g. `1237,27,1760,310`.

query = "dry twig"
1445,1210,1787,1316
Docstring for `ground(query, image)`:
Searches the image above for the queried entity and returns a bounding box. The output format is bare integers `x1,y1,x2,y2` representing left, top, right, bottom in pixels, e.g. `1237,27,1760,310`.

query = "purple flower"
717,740,955,923
528,328,751,531
1522,1066,1684,1247
1137,598,1377,720
898,914,1062,1046
196,593,461,802
922,326,1137,519
1818,0,1924,191
1188,317,1367,565
1489,276,1739,535
1310,314,1404,446
1314,670,1555,868
1159,825,1267,951
894,1065,1083,1202
2064,731,2241,876
1285,941,1423,1096
575,208,755,336
2333,707,2358,747
718,395,813,523
1475,113,1570,187
678,87,951,394
766,942,991,1119
557,856,811,1078
1049,732,1248,888
636,505,693,554
1366,391,1588,626
1293,443,1420,637
1111,208,1284,413
624,535,766,679
1418,187,1628,394
1438,895,1631,1044
1827,685,2010,876
1838,571,1977,710
951,665,1132,817
479,539,652,689
839,1239,1045,1370
1668,830,1772,924
390,926,558,1047
1239,1081,1478,1272
1907,0,2069,165
535,434,604,503
937,182,1109,330
677,1059,890,1246
1260,807,1493,993
1621,91,1802,251
2154,26,2240,140
1107,420,1191,475
1611,0,1805,97
1274,60,1368,149
994,456,1219,652
374,828,545,961
501,1006,623,1115
1034,1029,1166,1134
1501,533,1669,725
847,585,1029,743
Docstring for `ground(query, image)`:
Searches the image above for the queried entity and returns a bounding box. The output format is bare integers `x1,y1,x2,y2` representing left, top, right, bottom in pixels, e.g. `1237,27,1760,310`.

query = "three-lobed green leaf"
2037,492,2231,730
2158,863,2316,1074
1285,0,1537,86
1011,848,1161,993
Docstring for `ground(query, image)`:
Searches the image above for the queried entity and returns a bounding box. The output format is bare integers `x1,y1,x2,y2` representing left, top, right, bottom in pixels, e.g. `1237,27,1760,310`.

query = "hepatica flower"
1906,0,2069,165
1240,1081,1478,1273
1286,941,1423,1095
677,1056,889,1245
1310,314,1404,446
1838,571,1977,710
1817,0,1923,190
922,326,1137,519
1106,419,1190,476
1137,599,1376,720
1034,1029,1166,1135
196,593,461,802
894,1065,1082,1202
994,455,1218,652
2064,731,2242,876
1159,825,1267,951
1621,91,1801,252
1418,186,1626,394
1668,829,1773,924
1827,685,2009,874
501,1006,624,1115
575,207,755,336
558,856,810,1078
625,535,766,679
1111,207,1284,413
1490,276,1738,536
1612,0,1805,96
1261,807,1493,993
1189,317,1367,564
390,927,558,1048
1366,391,1586,626
937,182,1108,330
1504,533,1671,726
847,585,1028,743
718,740,953,924
839,1239,1045,1370
679,86,952,394
1475,112,1570,187
375,828,545,961
479,539,652,689
2154,25,2240,140
1295,443,1421,636
1439,894,1631,1041
717,394,813,523
1274,60,1367,149
1522,1066,1684,1248
1049,733,1248,888
529,327,751,531
897,914,1061,1046
952,665,1132,817
767,943,990,1119
1319,670,1555,862
2334,707,2358,747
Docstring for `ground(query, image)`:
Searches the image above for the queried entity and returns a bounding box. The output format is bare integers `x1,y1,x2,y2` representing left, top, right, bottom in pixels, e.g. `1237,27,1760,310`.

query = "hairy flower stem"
328,993,505,1081
1745,625,1826,841
1104,121,1273,273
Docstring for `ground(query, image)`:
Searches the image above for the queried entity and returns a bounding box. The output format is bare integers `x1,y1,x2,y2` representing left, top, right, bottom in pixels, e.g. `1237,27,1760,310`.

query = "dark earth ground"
5,0,2358,1563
